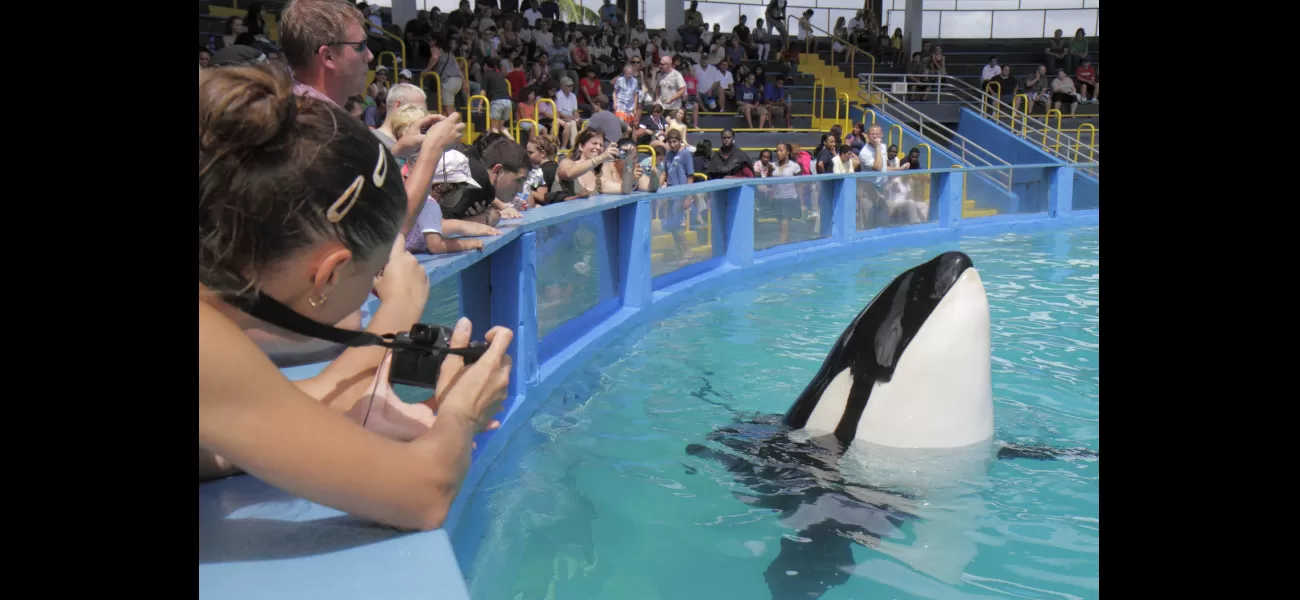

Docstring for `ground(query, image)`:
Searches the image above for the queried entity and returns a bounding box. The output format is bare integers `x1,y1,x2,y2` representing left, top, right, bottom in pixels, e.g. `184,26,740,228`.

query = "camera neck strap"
228,290,488,360
229,291,401,349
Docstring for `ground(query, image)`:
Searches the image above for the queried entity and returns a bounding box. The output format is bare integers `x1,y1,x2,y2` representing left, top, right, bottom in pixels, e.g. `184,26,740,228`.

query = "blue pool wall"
199,163,1098,600
956,106,1104,214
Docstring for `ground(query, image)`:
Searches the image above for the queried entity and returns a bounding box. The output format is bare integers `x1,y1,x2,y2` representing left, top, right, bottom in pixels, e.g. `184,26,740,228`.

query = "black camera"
388,323,489,389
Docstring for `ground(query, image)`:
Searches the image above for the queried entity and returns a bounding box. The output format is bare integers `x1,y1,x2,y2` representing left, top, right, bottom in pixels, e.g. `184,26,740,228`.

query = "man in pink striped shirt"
280,0,373,107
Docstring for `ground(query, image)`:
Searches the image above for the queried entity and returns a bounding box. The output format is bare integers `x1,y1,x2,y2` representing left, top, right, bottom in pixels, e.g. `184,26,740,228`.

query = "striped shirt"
292,80,339,107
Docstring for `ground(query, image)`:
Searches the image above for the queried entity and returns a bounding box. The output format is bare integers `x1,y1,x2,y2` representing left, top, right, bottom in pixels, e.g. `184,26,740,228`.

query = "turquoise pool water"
456,226,1099,600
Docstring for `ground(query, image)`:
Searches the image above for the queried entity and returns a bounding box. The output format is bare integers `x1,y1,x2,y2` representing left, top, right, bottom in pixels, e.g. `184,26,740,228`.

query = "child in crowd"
391,108,502,254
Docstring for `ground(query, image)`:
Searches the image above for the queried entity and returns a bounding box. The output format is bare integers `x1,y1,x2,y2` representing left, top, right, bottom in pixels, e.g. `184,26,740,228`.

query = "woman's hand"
600,145,621,163
462,222,502,237
423,113,465,153
430,318,513,435
373,234,430,313
499,206,523,219
633,163,645,180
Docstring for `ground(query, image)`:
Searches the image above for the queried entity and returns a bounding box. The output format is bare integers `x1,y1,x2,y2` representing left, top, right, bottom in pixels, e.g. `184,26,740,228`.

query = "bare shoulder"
198,300,296,408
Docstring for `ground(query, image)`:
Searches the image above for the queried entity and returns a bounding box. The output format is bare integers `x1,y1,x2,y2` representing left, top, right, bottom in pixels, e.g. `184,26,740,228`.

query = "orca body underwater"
682,251,1098,599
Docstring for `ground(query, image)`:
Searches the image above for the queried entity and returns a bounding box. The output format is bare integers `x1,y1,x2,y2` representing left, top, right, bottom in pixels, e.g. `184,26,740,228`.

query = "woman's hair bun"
199,64,300,157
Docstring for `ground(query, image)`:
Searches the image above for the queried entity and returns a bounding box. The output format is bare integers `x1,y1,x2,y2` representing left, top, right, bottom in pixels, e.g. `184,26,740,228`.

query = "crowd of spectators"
974,27,1097,115
197,0,966,535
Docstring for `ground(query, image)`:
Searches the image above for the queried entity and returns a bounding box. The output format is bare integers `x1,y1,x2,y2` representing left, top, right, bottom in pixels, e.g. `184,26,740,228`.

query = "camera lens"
409,323,434,342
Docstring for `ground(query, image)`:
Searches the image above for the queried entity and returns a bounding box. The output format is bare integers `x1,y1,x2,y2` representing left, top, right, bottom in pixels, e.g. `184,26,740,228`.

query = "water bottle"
646,163,660,193
620,143,637,195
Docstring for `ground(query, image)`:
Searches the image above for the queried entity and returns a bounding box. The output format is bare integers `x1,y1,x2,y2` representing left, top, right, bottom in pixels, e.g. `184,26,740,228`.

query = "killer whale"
683,251,1098,598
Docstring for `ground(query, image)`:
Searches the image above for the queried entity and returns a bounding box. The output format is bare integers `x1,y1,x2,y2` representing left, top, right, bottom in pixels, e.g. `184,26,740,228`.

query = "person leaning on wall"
199,63,514,531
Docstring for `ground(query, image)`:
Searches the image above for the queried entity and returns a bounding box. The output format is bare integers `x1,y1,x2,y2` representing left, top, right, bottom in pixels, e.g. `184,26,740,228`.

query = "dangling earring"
308,293,328,308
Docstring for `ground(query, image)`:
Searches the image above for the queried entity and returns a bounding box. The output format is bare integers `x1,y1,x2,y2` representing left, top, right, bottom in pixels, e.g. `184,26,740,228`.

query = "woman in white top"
765,143,803,244
832,17,849,62
753,18,771,61
884,145,926,224
832,144,860,173
798,10,814,53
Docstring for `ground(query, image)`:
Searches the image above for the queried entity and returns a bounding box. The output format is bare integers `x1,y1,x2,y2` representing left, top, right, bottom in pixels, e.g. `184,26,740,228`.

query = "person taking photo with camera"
199,64,513,532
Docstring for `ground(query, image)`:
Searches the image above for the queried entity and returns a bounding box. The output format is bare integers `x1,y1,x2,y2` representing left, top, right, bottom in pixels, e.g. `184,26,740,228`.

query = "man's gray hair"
386,83,427,111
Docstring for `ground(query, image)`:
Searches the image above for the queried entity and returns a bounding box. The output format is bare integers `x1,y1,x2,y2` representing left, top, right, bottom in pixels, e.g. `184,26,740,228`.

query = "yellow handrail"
515,118,538,144
466,94,489,144
372,27,407,69
916,146,935,201
1043,109,1063,151
537,98,558,137
693,172,709,183
982,82,1001,121
637,145,657,167
505,80,514,131
1011,94,1029,136
888,124,903,152
1076,123,1097,162
810,77,824,119
456,58,469,104
861,109,876,125
792,16,876,89
420,71,442,116
377,51,399,77
836,93,850,132
819,79,827,120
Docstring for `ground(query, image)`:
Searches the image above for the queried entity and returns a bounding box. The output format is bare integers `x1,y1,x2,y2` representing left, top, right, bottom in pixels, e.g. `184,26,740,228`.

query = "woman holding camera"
556,129,654,198
199,64,513,532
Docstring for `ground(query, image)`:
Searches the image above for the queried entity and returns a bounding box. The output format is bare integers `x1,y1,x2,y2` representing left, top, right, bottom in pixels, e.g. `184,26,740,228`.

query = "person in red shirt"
682,59,700,128
578,67,602,116
1074,57,1098,104
504,59,528,102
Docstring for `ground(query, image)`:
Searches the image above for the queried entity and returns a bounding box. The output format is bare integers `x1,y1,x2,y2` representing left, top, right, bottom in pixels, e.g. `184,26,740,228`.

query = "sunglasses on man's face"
327,40,367,53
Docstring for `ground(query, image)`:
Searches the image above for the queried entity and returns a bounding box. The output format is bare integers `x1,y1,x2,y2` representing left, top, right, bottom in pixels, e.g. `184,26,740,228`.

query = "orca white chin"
784,251,995,450
857,267,993,449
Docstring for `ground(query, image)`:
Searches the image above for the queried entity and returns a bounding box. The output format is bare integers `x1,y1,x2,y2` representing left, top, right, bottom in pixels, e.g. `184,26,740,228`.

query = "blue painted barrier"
199,164,1098,599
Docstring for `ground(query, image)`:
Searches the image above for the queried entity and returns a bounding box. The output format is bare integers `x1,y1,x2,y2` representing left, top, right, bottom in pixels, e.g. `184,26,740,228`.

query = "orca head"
783,251,993,449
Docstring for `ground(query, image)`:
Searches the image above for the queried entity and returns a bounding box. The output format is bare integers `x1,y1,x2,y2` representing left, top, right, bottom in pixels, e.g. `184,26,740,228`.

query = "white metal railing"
863,72,1098,177
862,84,1015,191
